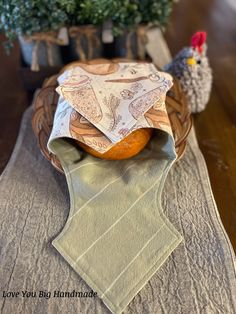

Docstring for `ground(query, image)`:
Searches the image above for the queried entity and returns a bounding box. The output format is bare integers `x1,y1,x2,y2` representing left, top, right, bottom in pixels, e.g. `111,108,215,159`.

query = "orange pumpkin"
76,128,153,160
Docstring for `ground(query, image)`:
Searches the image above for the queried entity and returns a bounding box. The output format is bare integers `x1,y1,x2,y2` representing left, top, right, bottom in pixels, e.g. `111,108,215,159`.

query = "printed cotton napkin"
48,62,182,314
50,93,171,154
56,62,172,143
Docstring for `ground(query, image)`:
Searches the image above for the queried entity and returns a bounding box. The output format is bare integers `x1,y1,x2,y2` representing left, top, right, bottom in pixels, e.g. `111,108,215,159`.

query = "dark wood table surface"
0,0,235,252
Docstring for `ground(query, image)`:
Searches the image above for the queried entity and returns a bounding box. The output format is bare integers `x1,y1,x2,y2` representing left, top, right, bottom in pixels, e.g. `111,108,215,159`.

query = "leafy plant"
58,0,80,25
0,0,175,51
0,0,67,51
69,0,174,35
110,0,141,35
108,0,175,35
138,0,174,27
59,0,140,34
59,0,112,26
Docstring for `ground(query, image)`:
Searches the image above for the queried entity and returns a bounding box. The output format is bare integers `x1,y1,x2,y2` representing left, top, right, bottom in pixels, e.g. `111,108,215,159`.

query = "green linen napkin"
48,129,182,314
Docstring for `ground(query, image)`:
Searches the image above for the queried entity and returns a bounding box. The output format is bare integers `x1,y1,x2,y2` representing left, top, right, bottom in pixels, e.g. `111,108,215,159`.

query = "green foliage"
138,0,174,26
58,0,80,25
58,0,174,35
59,0,139,29
110,0,174,35
110,0,141,35
0,0,67,50
0,0,175,47
59,0,110,26
78,0,111,25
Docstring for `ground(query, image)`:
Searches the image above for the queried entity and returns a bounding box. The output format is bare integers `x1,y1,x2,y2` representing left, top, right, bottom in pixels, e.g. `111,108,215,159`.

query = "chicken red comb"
191,31,206,53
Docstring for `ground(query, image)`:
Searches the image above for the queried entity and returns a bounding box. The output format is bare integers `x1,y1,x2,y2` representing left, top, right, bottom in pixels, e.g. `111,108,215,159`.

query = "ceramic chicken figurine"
164,31,212,113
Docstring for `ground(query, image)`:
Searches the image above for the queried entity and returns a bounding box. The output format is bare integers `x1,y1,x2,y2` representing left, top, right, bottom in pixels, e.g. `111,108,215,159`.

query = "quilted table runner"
0,106,235,314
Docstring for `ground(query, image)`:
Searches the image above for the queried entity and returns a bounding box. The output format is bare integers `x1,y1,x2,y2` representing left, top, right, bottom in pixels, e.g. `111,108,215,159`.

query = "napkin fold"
48,62,182,313
56,63,172,143
51,94,172,154
48,132,182,314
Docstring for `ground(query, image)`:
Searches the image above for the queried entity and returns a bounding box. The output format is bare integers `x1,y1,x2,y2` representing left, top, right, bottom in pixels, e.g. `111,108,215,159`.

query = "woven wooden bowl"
32,59,192,173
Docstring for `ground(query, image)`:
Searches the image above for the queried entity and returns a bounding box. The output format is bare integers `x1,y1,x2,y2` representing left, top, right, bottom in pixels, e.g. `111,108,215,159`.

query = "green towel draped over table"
48,129,182,314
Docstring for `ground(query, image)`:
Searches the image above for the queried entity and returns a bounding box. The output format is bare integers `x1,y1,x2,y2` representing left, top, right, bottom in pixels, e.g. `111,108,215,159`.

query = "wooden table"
0,0,235,251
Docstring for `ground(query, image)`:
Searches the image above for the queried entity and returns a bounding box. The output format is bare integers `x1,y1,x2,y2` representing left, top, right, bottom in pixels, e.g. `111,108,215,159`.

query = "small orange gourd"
76,128,153,160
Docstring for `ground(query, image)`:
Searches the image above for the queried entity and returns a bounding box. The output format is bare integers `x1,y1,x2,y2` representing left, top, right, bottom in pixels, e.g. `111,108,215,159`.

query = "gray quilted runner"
0,106,235,314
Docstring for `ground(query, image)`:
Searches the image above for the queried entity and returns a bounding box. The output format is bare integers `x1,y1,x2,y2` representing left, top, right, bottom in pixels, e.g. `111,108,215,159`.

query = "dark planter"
114,25,149,60
68,25,103,62
114,31,137,59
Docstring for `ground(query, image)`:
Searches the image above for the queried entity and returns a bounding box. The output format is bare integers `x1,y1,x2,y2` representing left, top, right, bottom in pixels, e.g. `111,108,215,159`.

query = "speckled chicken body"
164,32,213,113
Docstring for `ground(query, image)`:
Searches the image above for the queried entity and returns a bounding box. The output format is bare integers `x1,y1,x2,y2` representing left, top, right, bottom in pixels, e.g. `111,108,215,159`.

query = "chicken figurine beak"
187,57,196,66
